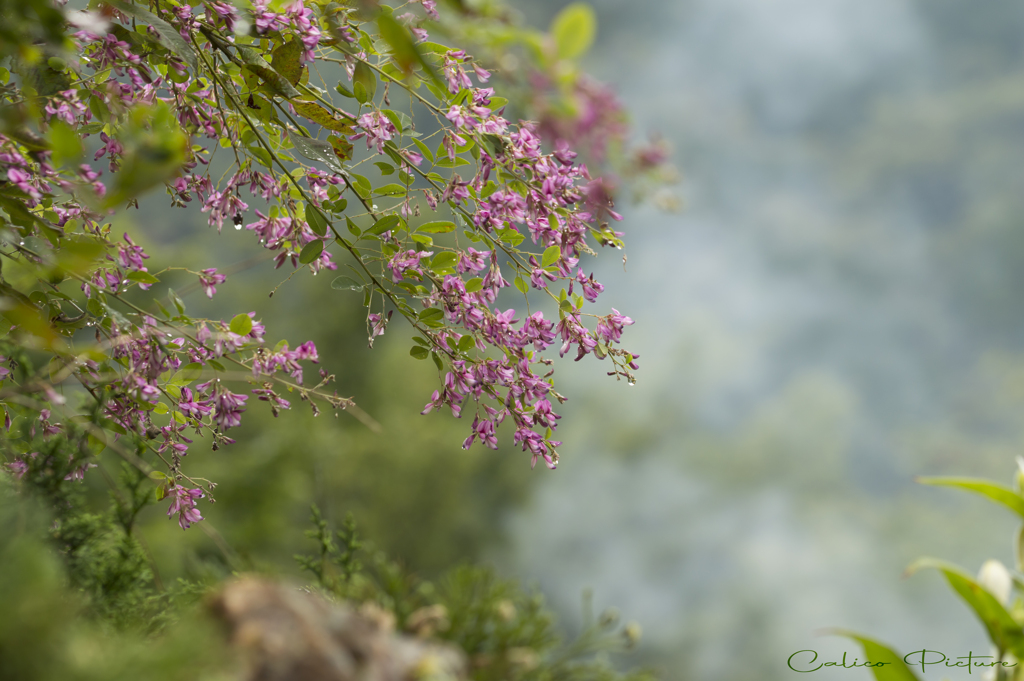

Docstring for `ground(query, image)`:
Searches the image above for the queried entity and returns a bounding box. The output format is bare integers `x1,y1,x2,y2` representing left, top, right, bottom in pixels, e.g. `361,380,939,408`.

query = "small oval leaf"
353,61,376,102
552,3,596,61
229,313,253,336
542,245,561,268
306,206,330,236
299,239,325,264
418,307,444,322
418,221,456,234
370,215,401,234
127,270,160,284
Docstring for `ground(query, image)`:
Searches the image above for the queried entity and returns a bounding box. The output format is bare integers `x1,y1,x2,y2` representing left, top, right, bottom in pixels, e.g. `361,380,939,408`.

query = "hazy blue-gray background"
490,1,1024,679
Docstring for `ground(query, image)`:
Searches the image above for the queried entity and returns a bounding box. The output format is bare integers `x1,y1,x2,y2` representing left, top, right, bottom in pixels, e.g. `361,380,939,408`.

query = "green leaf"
180,362,204,381
328,134,354,162
480,180,499,199
353,81,369,104
410,345,429,360
46,121,82,167
412,138,434,164
457,335,476,353
248,146,273,169
464,278,483,293
331,276,365,291
293,101,355,133
229,313,253,336
374,161,395,175
542,245,561,267
349,174,372,199
353,61,376,103
551,3,596,61
373,183,408,196
270,38,304,85
430,252,458,272
126,270,159,285
236,45,301,98
306,206,330,236
822,630,920,681
290,133,346,173
916,477,1024,519
299,239,325,264
417,221,455,234
168,288,186,314
434,156,470,168
479,134,503,159
381,109,404,133
54,236,105,276
370,215,401,234
514,275,528,294
84,293,104,319
419,42,452,55
418,307,444,322
498,227,525,247
110,0,198,72
906,558,1024,659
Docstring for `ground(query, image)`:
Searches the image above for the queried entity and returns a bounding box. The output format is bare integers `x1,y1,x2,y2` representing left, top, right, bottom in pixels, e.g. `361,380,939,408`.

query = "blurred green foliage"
293,505,654,681
0,477,232,681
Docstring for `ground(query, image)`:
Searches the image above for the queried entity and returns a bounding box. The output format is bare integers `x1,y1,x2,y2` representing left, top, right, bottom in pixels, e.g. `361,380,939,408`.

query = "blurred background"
98,0,1024,679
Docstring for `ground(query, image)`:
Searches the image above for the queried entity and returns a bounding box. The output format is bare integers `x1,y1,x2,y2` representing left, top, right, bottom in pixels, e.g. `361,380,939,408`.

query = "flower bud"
598,607,620,627
978,559,1013,605
623,621,642,648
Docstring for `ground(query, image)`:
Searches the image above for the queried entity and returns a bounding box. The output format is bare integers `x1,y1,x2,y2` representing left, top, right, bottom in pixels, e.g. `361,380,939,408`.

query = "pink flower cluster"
0,0,642,527
167,484,204,530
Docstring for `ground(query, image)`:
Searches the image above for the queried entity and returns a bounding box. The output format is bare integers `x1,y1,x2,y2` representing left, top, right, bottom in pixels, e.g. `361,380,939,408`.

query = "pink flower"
198,268,226,298
177,386,212,419
64,460,97,482
350,112,398,154
387,249,432,282
251,0,285,33
418,0,439,20
212,386,248,430
596,309,634,344
167,485,204,530
286,1,321,62
6,168,41,201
